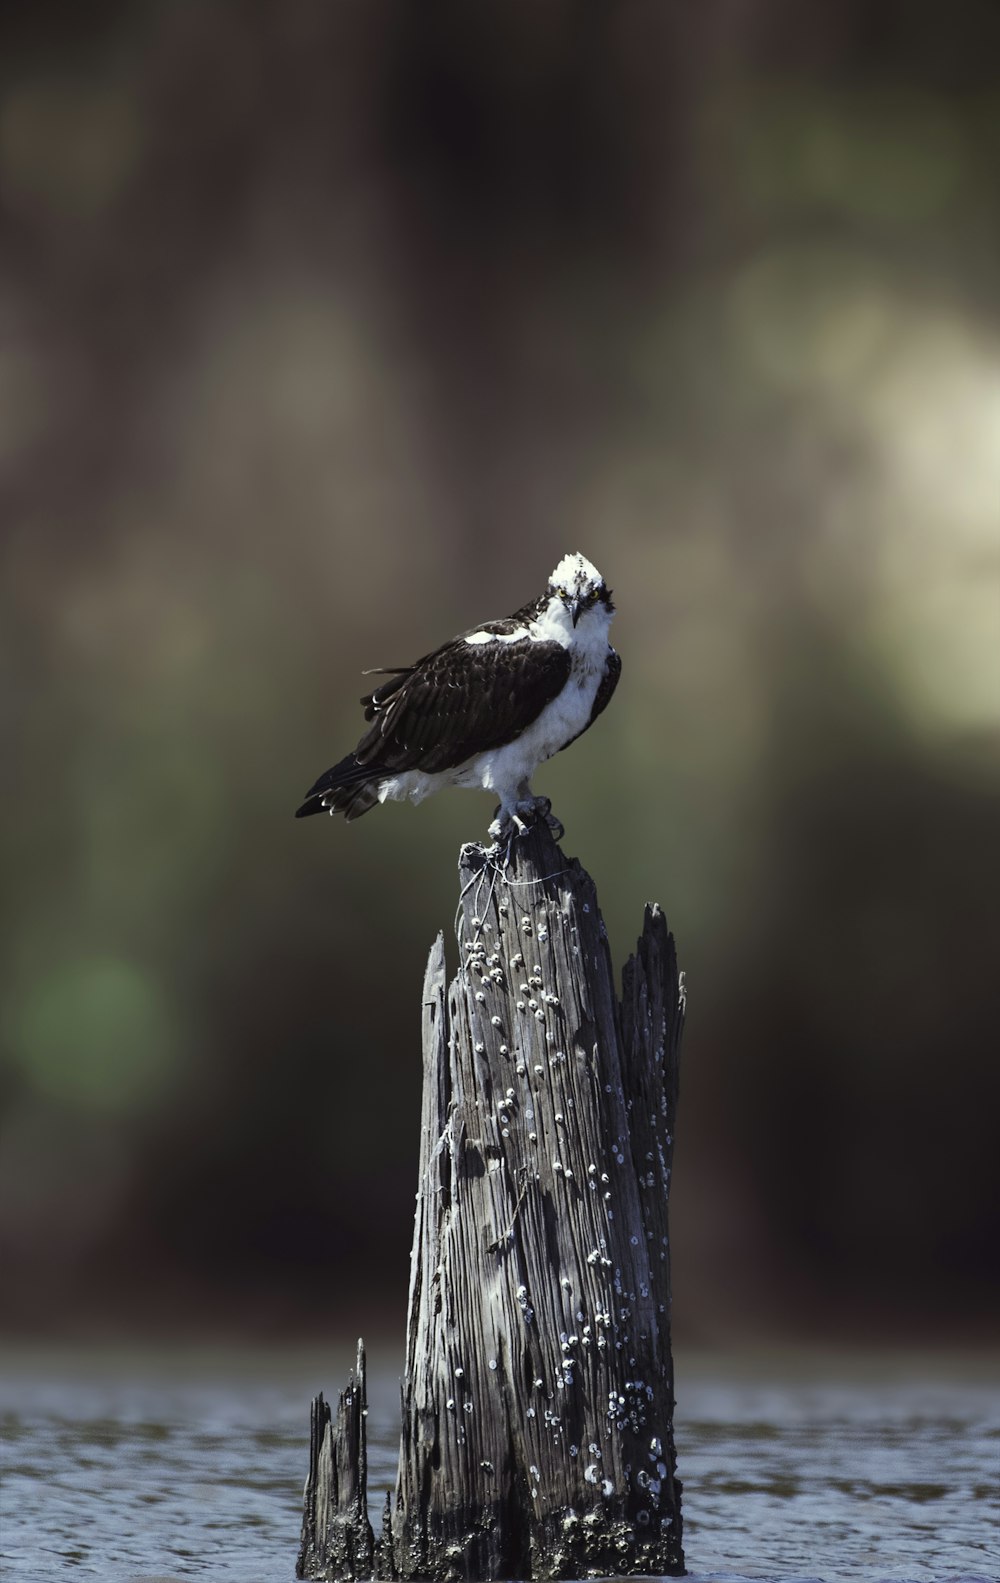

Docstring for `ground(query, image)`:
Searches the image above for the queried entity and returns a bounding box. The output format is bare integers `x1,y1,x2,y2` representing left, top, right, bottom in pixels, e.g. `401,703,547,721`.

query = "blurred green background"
1,0,997,1350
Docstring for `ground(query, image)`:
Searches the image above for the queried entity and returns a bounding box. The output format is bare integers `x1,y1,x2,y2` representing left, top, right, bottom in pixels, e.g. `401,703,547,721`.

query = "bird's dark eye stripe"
552,584,612,604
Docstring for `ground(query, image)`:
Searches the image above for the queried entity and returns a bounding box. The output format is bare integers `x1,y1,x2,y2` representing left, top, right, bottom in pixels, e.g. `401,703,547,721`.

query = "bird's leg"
514,783,564,841
488,785,563,859
488,797,531,877
485,812,513,877
488,802,530,843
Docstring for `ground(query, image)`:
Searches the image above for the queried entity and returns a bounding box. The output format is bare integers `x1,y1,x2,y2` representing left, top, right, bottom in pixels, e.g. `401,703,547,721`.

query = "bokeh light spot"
0,77,141,218
9,956,176,1115
730,245,893,390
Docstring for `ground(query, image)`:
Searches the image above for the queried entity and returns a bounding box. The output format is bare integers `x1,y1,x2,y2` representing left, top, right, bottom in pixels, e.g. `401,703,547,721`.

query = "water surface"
1,1347,996,1583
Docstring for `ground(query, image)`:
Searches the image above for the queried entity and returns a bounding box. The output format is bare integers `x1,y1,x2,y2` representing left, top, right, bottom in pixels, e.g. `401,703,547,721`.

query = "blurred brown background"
1,0,997,1350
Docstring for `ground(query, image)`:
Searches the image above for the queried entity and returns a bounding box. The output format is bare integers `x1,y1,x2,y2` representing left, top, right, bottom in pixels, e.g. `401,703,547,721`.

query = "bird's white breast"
469,600,612,791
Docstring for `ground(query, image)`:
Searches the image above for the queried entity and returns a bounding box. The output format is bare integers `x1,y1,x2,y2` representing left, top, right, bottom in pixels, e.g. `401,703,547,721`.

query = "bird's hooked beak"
571,598,582,627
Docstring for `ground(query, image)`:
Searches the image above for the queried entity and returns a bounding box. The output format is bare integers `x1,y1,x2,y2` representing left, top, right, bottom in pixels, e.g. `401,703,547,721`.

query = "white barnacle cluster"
515,1283,534,1325
465,937,506,990
541,1403,562,1439
588,1308,613,1353
482,949,504,985
606,1376,656,1441
559,1328,581,1386
635,1453,668,1504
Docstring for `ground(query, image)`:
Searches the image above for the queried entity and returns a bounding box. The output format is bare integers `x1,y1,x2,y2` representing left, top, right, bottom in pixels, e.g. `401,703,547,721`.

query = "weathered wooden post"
299,822,685,1580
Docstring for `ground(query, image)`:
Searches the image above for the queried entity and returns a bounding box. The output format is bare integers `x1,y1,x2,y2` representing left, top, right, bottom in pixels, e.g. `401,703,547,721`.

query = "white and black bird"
295,552,620,840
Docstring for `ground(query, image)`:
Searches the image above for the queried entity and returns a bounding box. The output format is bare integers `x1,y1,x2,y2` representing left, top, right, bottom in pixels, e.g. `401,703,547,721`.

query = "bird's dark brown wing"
354,630,572,775
592,645,621,722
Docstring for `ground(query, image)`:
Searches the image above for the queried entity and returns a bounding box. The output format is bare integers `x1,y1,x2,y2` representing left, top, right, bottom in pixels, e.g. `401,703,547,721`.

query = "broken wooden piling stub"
297,1339,375,1581
299,823,685,1579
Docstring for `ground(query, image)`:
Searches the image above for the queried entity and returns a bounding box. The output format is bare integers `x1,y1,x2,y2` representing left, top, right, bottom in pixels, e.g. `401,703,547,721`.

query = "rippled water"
0,1348,997,1583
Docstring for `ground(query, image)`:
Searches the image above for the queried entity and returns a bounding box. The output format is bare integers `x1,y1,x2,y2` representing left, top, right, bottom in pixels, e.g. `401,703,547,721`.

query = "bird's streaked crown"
549,552,606,601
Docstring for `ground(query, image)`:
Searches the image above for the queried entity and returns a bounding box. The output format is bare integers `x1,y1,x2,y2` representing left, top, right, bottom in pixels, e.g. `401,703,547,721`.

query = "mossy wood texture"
299,825,684,1580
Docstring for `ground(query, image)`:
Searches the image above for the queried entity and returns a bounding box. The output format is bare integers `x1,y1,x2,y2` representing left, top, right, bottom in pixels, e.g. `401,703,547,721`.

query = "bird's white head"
547,552,614,627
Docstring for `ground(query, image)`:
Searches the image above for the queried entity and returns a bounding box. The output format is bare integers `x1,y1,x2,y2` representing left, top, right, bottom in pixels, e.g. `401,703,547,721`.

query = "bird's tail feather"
294,754,381,820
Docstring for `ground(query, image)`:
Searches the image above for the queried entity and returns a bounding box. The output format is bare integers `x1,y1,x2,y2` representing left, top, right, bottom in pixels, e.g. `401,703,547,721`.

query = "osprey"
295,552,620,840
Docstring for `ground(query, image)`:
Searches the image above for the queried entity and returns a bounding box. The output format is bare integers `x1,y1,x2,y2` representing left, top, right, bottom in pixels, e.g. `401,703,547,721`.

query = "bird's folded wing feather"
556,645,621,754
354,632,572,774
592,646,621,721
